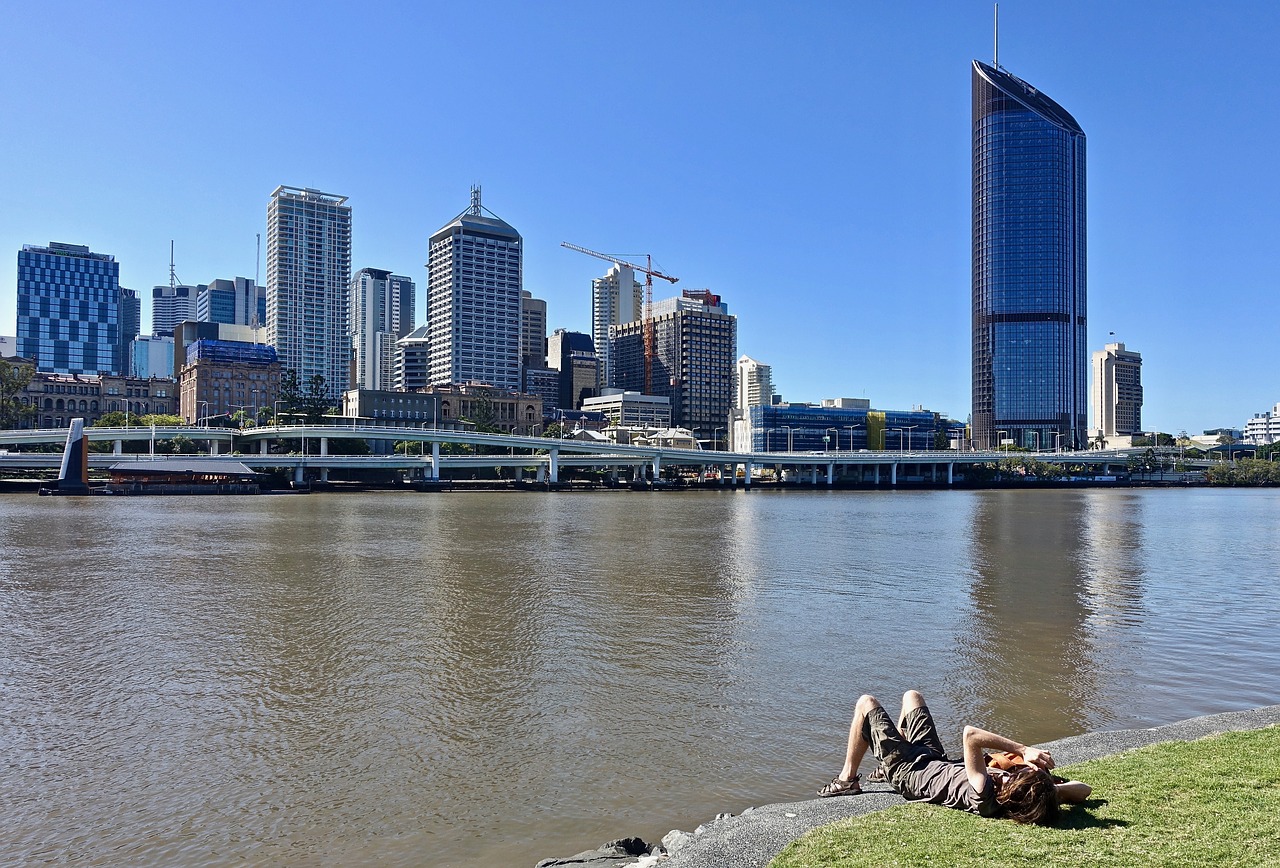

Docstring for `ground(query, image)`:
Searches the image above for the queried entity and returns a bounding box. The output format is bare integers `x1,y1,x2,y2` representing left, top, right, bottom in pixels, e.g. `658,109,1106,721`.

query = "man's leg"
897,689,948,759
837,694,882,781
898,690,926,730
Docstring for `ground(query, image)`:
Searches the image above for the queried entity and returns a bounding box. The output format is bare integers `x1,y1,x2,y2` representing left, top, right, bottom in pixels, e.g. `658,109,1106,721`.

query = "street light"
845,424,861,451
781,425,794,452
713,426,724,451
887,427,902,451
197,400,209,428
825,427,838,452
1030,431,1040,452
901,424,919,452
996,429,1009,455
1053,432,1065,453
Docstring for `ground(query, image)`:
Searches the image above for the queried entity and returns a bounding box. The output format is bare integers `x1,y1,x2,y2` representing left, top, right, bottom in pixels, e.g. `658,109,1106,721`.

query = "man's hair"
994,766,1059,825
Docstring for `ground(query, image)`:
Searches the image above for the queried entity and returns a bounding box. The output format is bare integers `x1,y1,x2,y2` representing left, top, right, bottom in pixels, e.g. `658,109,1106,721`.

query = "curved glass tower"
972,60,1086,450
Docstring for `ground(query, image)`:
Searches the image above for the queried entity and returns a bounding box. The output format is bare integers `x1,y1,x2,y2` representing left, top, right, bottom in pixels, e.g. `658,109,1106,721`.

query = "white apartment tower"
151,285,199,336
736,355,774,411
350,267,415,391
1091,342,1142,437
591,263,643,389
266,185,352,401
426,187,522,390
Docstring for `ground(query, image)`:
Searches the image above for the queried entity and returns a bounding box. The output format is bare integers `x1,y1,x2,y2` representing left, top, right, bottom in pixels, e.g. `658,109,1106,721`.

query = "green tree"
93,410,144,427
277,369,301,417
300,375,333,423
0,357,35,429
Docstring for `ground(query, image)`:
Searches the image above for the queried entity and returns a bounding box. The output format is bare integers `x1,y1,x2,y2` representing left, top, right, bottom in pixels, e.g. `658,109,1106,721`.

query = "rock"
601,838,650,856
714,812,734,820
661,829,695,854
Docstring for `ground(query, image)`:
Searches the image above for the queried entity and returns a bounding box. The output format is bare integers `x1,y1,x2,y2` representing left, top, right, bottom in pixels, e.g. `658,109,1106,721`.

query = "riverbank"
535,704,1280,868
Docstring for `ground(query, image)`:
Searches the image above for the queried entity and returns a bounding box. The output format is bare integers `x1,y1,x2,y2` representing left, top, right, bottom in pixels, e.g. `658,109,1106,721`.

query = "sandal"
817,774,862,797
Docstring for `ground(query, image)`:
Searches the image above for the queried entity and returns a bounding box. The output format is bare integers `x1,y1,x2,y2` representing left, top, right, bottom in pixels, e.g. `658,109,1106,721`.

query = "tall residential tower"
266,186,352,402
591,263,643,389
350,267,415,391
972,60,1087,450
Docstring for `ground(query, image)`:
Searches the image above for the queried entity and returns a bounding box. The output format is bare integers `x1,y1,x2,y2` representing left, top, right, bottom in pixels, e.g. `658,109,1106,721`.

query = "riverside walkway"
0,421,1164,487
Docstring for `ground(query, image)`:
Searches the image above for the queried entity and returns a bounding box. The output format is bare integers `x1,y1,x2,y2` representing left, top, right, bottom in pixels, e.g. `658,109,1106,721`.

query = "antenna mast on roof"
994,3,999,68
169,240,180,290
468,185,482,216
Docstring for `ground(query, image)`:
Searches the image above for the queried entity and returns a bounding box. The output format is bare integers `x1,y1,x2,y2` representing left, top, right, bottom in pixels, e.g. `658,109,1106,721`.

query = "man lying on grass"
818,690,1091,825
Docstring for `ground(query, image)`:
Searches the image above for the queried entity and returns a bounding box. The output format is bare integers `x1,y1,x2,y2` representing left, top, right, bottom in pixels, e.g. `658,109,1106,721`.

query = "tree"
0,357,35,429
300,375,333,423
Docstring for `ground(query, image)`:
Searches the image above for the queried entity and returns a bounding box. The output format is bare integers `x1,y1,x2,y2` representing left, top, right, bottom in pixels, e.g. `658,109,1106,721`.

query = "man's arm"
1055,780,1092,803
962,725,1055,792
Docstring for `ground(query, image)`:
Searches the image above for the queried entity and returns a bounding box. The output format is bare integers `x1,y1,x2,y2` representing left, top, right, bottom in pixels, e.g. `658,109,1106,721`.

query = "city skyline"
3,2,1279,434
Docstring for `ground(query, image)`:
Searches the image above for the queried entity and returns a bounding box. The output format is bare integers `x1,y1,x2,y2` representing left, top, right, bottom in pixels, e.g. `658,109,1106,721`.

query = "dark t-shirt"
901,759,999,817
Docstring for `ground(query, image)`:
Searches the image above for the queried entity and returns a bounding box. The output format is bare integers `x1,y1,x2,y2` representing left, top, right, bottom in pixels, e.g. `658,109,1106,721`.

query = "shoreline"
536,703,1280,868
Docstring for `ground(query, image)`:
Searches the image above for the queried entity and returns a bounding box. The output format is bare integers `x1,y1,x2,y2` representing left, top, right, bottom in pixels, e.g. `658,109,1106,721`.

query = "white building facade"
591,263,643,389
425,187,522,390
1244,404,1280,445
350,267,415,391
1091,342,1143,441
266,186,352,402
151,285,199,336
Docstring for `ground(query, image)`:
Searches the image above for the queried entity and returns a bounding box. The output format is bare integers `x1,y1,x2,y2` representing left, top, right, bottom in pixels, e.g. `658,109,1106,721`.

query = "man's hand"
1022,746,1055,770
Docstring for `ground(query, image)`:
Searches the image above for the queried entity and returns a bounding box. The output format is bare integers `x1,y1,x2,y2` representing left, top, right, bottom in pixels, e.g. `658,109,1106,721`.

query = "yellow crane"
561,241,679,395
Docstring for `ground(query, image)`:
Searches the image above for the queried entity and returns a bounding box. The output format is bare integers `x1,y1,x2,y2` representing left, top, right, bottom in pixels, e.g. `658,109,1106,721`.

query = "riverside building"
350,268,415,391
425,187,522,391
972,60,1087,450
198,277,266,328
16,242,127,375
591,263,643,389
1091,342,1142,447
152,285,198,336
266,186,352,402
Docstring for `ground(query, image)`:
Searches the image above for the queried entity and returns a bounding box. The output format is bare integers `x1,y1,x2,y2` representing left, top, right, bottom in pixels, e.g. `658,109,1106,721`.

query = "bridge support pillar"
320,437,329,456
810,467,818,485
874,464,881,485
549,448,560,483
320,467,330,482
113,439,123,456
890,463,897,486
720,464,727,485
744,462,753,487
432,442,440,479
515,466,523,482
294,465,304,484
827,462,835,486
210,439,219,456
651,456,661,481
260,440,269,455
947,462,954,485
536,463,546,483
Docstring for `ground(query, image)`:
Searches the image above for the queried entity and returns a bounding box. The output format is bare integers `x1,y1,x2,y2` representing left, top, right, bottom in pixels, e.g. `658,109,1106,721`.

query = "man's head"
994,765,1059,825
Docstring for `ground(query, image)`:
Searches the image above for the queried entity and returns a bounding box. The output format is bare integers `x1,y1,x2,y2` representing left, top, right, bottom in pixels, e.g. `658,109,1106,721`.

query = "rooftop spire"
468,185,482,216
994,3,999,69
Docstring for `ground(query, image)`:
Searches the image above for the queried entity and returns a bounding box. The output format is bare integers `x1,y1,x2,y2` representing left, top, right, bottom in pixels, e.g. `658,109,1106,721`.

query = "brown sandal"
817,774,862,797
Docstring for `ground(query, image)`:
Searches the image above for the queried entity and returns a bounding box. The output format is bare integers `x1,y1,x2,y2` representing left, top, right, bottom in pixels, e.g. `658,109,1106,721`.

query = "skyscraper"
611,290,736,442
1091,342,1142,443
591,263,642,389
546,329,597,410
152,284,198,336
425,187,521,390
16,242,124,375
198,277,266,327
266,186,352,401
972,60,1087,450
350,267,415,391
520,290,547,371
735,355,774,411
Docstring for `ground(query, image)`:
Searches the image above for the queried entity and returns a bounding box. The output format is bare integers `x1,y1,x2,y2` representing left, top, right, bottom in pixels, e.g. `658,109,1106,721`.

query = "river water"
2,488,1279,866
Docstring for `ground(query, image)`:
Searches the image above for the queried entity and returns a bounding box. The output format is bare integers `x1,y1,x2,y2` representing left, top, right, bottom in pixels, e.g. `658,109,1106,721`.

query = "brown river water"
3,488,1279,866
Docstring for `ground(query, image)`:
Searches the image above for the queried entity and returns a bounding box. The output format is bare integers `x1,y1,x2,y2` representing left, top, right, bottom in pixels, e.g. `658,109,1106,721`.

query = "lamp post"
825,427,837,452
713,426,724,451
782,425,794,452
902,424,919,452
996,429,1009,455
845,424,861,451
1030,430,1040,452
273,400,286,428
887,428,902,451
1053,432,1065,453
197,400,209,428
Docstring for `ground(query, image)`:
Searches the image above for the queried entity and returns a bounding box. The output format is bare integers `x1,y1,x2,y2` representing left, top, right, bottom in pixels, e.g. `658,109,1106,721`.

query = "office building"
118,288,140,373
131,335,176,379
152,285,198,336
591,263,643,389
581,390,671,428
546,329,598,410
395,325,431,392
178,339,280,424
266,186,352,402
198,277,266,327
745,402,937,452
611,289,736,443
16,370,176,429
1091,342,1142,444
520,290,547,371
972,60,1087,450
341,389,442,426
521,366,560,411
16,242,126,375
425,187,521,390
1244,404,1280,446
350,267,415,391
419,382,541,435
736,355,774,411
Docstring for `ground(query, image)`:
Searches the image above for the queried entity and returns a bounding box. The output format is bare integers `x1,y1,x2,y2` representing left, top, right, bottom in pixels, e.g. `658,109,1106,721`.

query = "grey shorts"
862,704,949,789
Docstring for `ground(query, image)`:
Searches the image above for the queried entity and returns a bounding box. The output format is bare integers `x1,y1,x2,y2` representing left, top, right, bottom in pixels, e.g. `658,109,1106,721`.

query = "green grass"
770,726,1280,867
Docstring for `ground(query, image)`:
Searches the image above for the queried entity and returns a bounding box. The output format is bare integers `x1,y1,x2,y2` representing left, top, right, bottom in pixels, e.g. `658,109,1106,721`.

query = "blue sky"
2,0,1277,435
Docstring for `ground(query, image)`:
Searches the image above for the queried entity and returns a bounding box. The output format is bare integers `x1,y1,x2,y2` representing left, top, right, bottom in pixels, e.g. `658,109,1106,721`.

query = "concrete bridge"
0,421,1191,487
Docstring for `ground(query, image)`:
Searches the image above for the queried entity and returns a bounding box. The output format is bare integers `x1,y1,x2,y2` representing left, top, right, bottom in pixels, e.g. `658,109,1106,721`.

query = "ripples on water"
3,488,1280,866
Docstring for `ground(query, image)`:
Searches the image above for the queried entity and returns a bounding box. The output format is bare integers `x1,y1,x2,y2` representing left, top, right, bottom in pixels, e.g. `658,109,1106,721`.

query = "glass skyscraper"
972,60,1086,450
16,242,123,375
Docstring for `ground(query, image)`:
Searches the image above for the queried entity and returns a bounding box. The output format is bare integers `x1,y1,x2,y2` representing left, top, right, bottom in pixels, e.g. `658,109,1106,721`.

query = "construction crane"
561,242,679,395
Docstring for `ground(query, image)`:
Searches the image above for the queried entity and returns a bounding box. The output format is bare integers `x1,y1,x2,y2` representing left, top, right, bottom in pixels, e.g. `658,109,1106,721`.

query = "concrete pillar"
515,466,524,482
549,448,560,483
260,440,269,455
890,463,898,486
610,468,619,484
874,464,880,485
947,462,954,485
320,467,330,482
113,439,123,456
810,467,818,485
744,461,753,486
294,465,304,483
536,463,546,483
210,439,219,456
432,442,441,480
720,464,727,485
827,462,835,486
651,455,661,480
320,437,329,456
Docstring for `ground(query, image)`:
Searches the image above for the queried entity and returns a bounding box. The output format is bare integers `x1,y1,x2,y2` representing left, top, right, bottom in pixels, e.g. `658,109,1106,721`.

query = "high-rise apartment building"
118,287,140,373
266,186,352,402
591,263,643,389
1091,342,1142,441
395,325,431,392
198,277,266,327
16,242,125,375
611,290,736,442
972,60,1087,450
349,268,415,391
547,329,598,411
426,188,522,390
736,355,774,410
520,290,547,370
152,285,198,336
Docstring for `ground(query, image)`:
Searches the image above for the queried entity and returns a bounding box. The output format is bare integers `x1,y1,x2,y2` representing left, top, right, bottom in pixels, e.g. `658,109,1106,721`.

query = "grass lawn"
770,725,1280,867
